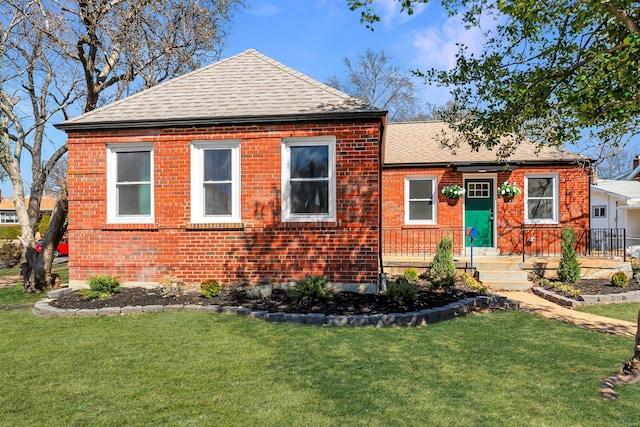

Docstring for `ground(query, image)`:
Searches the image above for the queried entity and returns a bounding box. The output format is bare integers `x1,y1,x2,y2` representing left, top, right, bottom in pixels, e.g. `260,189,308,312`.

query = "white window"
405,177,437,224
592,205,606,218
191,141,241,223
282,137,336,222
107,144,154,223
525,174,559,224
0,212,18,224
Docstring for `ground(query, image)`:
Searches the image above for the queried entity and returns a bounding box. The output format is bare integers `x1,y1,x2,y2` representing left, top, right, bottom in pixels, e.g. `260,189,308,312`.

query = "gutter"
55,111,387,132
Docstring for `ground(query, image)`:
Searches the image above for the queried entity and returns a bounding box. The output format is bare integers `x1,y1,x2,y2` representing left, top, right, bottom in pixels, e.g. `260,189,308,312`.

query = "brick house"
382,121,592,257
57,49,386,289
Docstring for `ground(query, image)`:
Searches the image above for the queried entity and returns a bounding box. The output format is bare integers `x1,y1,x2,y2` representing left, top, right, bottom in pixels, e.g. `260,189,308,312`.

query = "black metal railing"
381,227,463,260
381,227,627,261
519,227,626,261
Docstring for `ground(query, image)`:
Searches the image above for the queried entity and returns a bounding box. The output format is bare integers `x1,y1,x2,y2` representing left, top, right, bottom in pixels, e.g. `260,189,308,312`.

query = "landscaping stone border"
532,286,640,309
33,288,518,327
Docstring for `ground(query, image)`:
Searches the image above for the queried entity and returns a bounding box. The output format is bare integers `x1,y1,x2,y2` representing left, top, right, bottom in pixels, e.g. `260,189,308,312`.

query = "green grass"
0,264,68,305
0,309,638,426
578,302,640,323
0,284,44,305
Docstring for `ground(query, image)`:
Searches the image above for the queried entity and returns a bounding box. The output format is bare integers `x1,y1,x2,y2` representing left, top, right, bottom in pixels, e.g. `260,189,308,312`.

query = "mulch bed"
539,277,640,300
51,284,482,316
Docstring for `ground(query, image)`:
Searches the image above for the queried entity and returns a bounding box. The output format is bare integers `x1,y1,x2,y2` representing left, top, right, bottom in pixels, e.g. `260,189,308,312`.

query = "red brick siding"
67,123,381,285
382,165,590,255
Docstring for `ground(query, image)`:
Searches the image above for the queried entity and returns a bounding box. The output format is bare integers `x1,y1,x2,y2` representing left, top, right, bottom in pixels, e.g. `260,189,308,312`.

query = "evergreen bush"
611,271,629,288
557,228,581,283
430,235,456,291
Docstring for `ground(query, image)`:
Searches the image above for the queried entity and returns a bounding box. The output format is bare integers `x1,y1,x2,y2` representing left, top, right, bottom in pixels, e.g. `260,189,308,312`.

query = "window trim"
404,176,437,225
524,173,559,224
190,140,242,224
107,143,154,224
592,205,607,218
281,136,336,223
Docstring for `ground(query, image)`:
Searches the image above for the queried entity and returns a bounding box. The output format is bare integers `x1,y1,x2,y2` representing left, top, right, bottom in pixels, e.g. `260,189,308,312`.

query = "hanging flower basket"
442,184,465,205
498,181,521,202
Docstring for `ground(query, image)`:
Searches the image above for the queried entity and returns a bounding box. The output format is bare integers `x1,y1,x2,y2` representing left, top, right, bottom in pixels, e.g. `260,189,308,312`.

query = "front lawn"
0,264,68,306
0,309,638,426
578,302,640,323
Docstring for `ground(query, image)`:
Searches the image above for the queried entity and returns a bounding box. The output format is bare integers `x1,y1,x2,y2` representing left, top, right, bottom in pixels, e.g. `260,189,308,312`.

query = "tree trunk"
22,191,68,293
635,309,640,360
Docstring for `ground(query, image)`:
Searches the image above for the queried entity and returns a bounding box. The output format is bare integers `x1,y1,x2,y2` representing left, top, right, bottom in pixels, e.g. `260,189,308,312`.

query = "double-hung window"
282,137,336,222
107,144,154,223
405,177,436,224
525,174,559,223
191,141,241,223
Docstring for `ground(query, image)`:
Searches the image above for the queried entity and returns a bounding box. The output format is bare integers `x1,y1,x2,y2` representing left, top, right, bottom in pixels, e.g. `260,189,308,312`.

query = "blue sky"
223,0,640,160
223,0,472,104
6,0,637,197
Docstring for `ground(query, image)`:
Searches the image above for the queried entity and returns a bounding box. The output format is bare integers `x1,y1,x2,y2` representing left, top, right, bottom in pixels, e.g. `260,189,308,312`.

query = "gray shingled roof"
592,179,640,203
58,49,384,131
385,121,588,165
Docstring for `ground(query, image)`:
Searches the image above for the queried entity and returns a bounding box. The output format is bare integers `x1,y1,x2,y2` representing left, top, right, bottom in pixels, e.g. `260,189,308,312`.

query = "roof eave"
383,158,590,168
55,111,387,132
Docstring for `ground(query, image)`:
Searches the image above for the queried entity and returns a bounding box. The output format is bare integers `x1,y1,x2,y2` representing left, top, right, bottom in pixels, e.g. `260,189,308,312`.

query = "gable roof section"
385,121,588,166
0,197,57,211
58,49,384,131
614,166,640,181
592,179,640,205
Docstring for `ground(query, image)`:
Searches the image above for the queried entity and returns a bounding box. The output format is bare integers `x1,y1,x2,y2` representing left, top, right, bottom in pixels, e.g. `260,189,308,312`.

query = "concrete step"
478,270,529,282
483,280,532,291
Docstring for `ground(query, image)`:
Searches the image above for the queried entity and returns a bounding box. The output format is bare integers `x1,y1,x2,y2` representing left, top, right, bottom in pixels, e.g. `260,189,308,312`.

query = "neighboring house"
590,179,640,247
0,196,57,226
382,121,592,256
57,49,386,288
614,155,640,181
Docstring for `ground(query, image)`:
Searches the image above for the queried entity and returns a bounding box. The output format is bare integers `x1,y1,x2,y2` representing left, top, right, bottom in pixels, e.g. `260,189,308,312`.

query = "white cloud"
412,15,487,71
375,0,428,27
247,3,279,17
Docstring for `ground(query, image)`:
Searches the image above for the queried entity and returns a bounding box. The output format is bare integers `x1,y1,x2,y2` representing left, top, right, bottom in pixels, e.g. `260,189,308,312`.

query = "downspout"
378,117,387,292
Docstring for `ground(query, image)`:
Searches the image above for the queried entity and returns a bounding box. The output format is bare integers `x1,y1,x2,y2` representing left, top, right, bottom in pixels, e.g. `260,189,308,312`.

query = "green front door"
464,179,494,247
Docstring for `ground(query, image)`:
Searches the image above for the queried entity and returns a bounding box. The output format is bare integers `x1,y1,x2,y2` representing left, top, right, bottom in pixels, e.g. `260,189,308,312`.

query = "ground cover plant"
578,303,640,323
1,309,638,425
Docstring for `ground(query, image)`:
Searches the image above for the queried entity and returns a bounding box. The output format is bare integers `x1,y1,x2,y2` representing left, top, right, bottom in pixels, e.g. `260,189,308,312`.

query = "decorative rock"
98,307,121,316
248,310,268,319
235,308,252,317
284,313,305,324
347,314,368,326
163,304,184,311
121,305,143,314
76,308,99,316
141,305,163,313
326,315,348,326
265,312,285,322
304,313,325,325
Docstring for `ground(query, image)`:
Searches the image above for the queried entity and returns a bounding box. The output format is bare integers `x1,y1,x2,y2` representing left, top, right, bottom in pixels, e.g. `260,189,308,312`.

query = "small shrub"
0,242,22,267
246,284,273,300
0,225,20,240
611,272,629,288
386,278,418,305
557,228,581,283
460,273,488,295
430,235,456,290
200,279,221,298
403,268,419,282
81,274,121,300
294,275,329,302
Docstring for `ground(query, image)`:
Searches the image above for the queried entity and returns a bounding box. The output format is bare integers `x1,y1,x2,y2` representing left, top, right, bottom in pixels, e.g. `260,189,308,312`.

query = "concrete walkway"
505,291,637,337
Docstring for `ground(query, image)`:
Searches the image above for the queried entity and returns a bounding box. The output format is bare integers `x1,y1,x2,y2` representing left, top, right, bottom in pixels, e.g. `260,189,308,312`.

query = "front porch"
383,255,633,291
